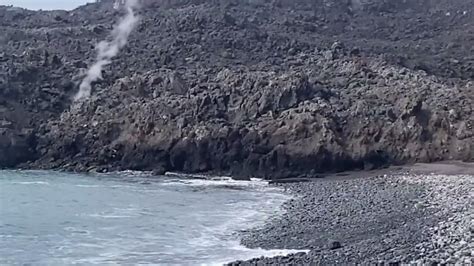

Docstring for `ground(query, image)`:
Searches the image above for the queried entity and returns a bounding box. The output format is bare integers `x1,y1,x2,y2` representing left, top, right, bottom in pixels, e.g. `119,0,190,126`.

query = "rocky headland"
1,0,472,179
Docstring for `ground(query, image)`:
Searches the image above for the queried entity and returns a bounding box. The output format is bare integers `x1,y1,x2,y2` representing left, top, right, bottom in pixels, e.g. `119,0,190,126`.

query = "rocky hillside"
1,0,473,178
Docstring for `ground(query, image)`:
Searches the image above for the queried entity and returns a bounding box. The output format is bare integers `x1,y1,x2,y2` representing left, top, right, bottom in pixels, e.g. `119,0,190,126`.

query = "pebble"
231,173,473,265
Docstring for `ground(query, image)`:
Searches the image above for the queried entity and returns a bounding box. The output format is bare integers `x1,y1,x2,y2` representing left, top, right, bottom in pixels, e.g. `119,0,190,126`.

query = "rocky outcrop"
0,0,473,177
32,53,473,178
0,128,36,168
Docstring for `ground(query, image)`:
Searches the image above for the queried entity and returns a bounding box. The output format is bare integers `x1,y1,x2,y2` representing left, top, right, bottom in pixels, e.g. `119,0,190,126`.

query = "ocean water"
0,170,303,265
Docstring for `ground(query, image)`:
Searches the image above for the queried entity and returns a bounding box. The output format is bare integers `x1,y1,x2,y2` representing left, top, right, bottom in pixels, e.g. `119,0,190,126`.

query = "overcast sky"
0,0,93,10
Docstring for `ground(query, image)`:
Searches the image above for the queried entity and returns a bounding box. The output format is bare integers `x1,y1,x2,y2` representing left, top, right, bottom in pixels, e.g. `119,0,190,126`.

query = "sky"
0,0,93,10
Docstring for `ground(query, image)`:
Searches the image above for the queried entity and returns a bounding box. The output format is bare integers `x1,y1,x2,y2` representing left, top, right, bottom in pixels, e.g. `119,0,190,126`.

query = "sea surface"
0,170,302,265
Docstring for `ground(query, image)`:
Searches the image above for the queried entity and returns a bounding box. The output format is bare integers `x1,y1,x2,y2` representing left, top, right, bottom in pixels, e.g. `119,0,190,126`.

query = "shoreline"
2,160,473,264
0,169,302,264
1,0,472,263
228,162,474,265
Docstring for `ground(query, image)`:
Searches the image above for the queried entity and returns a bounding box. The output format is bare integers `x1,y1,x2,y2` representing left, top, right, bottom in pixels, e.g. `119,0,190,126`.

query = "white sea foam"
63,227,91,235
162,175,270,189
75,184,134,189
165,172,233,179
1,170,307,265
75,184,103,188
11,181,50,185
87,214,135,218
183,178,308,265
208,245,310,266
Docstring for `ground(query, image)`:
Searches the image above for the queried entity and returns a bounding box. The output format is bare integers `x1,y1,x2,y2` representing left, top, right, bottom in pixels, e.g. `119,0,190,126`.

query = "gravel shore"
229,163,473,265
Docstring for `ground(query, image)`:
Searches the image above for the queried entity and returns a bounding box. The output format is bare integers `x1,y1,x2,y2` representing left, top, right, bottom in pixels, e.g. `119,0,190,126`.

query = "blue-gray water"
0,170,301,265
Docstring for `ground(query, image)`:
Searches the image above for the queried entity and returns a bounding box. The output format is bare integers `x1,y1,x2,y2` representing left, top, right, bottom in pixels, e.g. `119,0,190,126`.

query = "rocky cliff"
1,0,473,178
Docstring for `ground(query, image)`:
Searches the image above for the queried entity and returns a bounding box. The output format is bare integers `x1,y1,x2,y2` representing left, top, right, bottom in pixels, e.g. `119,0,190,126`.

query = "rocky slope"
0,0,473,178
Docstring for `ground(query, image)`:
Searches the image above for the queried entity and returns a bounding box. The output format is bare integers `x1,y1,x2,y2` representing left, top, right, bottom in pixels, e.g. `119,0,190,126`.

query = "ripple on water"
0,170,308,265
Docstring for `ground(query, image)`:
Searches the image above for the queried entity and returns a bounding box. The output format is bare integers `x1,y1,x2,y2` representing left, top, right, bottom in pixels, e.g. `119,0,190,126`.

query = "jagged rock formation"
0,0,473,178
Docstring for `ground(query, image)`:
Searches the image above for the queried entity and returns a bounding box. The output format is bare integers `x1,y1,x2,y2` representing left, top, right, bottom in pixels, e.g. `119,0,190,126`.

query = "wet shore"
229,162,474,265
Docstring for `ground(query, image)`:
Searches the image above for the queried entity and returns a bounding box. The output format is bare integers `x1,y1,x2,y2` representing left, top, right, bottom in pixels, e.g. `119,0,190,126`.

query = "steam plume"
74,0,140,101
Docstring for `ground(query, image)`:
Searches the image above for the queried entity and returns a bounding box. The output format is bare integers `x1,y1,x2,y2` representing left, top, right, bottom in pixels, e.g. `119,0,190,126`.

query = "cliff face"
0,0,473,177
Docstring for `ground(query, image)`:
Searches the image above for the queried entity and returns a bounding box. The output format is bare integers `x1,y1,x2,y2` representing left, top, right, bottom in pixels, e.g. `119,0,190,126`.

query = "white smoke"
74,0,140,101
